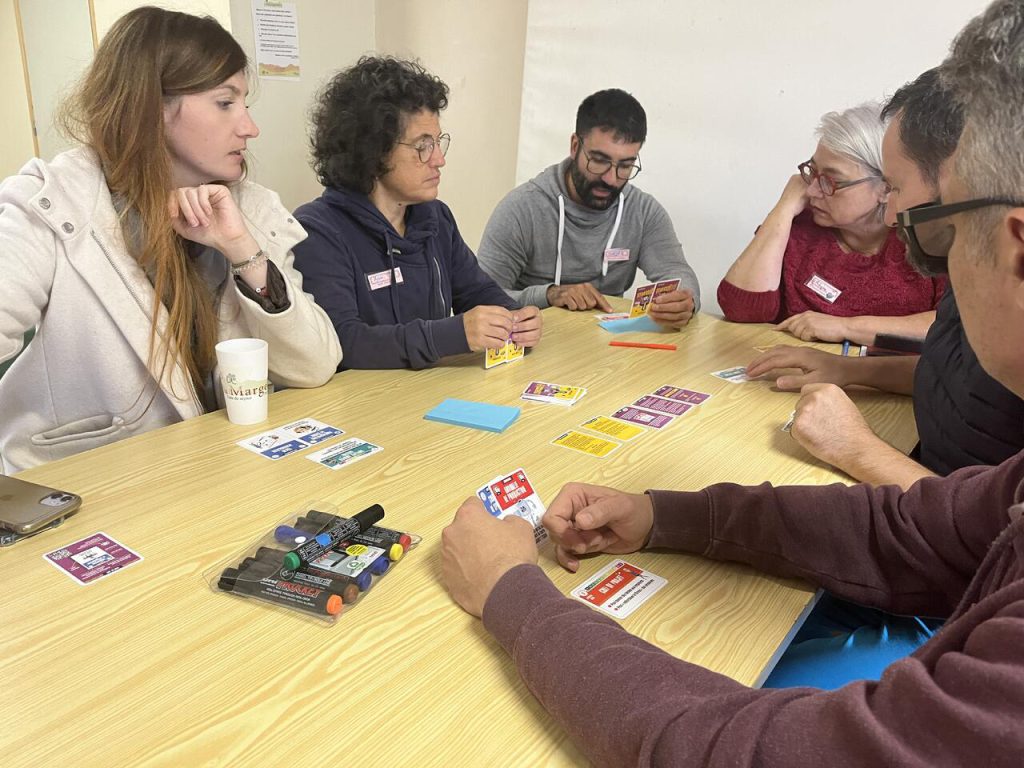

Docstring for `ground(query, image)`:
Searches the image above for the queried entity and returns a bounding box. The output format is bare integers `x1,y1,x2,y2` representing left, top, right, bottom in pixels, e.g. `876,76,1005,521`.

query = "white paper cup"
215,338,270,425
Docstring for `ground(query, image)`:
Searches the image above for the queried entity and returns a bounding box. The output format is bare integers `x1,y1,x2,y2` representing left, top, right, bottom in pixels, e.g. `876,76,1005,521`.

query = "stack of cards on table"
629,279,680,318
476,468,547,544
521,381,587,406
485,338,524,369
710,366,750,384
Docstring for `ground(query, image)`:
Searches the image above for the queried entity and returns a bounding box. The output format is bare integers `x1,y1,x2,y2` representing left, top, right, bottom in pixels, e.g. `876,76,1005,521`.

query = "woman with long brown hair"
0,7,341,472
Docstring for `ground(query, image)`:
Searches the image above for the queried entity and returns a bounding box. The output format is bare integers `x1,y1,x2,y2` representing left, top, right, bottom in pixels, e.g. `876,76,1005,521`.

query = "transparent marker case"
204,500,420,624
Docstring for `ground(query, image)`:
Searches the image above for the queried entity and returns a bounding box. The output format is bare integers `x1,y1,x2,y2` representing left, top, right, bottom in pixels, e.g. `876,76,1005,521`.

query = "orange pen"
608,341,677,351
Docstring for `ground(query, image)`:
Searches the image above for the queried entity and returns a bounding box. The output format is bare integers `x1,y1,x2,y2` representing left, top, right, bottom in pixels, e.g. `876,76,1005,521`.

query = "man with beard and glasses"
441,2,1024,763
477,89,700,328
746,68,1024,493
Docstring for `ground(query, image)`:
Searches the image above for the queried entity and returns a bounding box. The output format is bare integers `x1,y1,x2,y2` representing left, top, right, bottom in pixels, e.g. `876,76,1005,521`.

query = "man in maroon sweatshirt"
441,2,1024,765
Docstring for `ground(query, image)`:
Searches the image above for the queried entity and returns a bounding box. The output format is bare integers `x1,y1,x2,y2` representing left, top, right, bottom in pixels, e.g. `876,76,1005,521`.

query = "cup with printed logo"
215,338,270,425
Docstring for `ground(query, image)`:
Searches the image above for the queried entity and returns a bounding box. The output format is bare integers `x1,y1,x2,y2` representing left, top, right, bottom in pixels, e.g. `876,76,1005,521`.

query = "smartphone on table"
0,474,81,546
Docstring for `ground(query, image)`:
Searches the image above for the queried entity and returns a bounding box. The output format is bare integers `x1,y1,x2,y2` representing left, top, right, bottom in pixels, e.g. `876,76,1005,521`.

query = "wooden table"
1,307,917,767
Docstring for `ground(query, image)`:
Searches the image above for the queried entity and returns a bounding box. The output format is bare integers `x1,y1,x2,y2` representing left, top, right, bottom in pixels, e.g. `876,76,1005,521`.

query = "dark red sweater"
484,453,1024,766
718,212,947,323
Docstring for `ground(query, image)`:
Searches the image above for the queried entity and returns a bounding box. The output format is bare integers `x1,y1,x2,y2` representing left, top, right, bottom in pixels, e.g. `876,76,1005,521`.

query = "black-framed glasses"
797,160,878,196
897,196,1024,267
578,141,642,181
397,133,451,163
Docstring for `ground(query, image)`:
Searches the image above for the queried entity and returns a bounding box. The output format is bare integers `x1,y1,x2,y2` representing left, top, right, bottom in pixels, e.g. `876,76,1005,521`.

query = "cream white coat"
0,148,342,473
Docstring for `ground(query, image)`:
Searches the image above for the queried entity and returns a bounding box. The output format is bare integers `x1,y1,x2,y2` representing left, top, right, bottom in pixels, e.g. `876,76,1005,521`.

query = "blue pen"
841,340,851,356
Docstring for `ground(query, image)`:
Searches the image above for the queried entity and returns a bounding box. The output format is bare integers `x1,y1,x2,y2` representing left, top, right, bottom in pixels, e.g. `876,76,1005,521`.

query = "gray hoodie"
477,158,700,310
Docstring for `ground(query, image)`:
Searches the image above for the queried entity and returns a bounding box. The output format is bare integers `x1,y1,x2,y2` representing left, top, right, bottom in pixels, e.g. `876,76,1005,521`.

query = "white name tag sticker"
604,248,630,262
367,268,404,291
804,274,841,303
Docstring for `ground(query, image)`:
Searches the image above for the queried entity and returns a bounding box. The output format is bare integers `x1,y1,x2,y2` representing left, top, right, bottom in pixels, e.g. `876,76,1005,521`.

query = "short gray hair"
941,0,1024,254
815,102,887,177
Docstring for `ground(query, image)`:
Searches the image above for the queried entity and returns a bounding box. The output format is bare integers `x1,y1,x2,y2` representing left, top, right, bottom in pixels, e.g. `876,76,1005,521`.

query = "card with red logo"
484,468,547,544
570,559,667,619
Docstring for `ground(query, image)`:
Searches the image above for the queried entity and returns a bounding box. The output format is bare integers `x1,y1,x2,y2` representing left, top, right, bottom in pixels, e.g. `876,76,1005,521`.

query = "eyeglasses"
578,141,642,181
397,133,451,163
797,160,878,196
897,196,1024,268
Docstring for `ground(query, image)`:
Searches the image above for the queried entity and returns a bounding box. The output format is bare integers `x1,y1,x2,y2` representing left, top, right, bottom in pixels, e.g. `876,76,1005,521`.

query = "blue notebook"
424,398,520,433
599,315,661,333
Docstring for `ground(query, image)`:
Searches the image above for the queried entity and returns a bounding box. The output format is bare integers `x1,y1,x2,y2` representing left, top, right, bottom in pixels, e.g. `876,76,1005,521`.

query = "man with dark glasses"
749,67,1024,493
442,2,1024,763
476,89,701,329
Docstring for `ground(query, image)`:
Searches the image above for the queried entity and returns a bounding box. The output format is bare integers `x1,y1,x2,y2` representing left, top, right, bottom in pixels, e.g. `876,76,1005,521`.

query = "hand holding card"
441,497,538,618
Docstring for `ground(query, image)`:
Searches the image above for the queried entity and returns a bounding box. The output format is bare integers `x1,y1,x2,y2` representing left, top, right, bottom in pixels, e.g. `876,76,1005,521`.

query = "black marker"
218,567,343,616
282,504,384,571
252,547,368,596
303,510,412,559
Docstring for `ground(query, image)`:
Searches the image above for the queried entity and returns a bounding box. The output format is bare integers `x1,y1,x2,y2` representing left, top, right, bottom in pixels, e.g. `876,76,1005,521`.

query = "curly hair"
310,56,449,194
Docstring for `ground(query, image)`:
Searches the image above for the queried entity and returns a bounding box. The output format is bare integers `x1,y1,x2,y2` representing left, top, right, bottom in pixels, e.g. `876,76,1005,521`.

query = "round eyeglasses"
397,133,451,163
580,146,642,181
797,160,877,196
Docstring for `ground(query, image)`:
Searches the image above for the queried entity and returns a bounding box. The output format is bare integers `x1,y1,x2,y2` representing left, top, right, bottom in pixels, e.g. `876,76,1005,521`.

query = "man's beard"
569,154,624,210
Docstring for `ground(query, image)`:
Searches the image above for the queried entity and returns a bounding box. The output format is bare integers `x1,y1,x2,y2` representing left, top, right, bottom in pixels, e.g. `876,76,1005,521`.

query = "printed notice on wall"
252,1,301,80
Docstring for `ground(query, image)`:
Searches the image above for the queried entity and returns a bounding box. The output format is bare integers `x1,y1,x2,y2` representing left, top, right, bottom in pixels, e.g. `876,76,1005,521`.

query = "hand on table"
510,305,543,347
649,288,696,329
543,482,654,573
441,497,538,618
463,305,514,352
775,311,849,342
546,282,614,312
746,345,852,390
790,383,878,468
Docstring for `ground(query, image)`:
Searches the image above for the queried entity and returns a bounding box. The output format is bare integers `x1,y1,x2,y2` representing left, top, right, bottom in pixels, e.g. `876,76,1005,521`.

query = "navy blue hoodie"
293,187,519,369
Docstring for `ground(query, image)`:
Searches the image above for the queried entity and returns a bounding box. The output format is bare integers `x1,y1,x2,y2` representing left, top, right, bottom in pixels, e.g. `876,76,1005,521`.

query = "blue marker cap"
354,570,372,591
369,555,390,576
274,525,309,545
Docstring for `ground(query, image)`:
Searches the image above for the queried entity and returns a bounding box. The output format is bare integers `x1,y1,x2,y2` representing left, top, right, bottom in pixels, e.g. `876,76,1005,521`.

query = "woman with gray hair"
718,102,946,344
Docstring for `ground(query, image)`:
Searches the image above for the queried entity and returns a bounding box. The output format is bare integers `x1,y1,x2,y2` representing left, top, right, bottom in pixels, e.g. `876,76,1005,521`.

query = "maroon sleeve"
646,455,1020,618
482,455,1024,765
717,278,782,323
483,561,1024,767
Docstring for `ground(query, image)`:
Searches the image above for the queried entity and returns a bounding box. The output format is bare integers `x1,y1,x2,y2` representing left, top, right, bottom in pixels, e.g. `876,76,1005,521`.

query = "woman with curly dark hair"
293,56,543,370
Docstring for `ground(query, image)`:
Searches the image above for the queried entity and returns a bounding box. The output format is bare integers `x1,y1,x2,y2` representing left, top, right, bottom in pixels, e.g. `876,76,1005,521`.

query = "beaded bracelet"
230,249,267,276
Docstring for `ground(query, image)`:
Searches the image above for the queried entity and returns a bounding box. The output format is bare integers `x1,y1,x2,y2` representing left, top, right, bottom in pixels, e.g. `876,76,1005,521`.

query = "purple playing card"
43,532,143,586
652,385,712,405
634,395,693,416
610,406,674,429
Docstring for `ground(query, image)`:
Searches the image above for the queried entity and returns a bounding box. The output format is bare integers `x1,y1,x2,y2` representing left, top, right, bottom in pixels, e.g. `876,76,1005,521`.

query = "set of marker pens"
207,502,418,623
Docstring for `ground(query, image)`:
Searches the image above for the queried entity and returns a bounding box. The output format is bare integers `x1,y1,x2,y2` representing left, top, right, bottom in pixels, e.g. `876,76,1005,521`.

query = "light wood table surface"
2,306,917,767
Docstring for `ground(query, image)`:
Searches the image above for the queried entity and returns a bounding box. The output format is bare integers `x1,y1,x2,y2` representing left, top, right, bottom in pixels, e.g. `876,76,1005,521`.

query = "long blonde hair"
61,6,248,401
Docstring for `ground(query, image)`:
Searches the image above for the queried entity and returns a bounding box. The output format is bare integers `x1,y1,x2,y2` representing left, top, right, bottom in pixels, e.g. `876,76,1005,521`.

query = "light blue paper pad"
424,398,520,433
599,315,661,333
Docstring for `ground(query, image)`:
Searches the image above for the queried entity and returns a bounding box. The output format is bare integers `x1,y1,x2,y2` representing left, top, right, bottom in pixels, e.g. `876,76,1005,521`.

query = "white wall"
18,0,94,161
517,0,991,313
228,0,375,210
92,0,230,38
376,0,528,250
0,0,34,178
